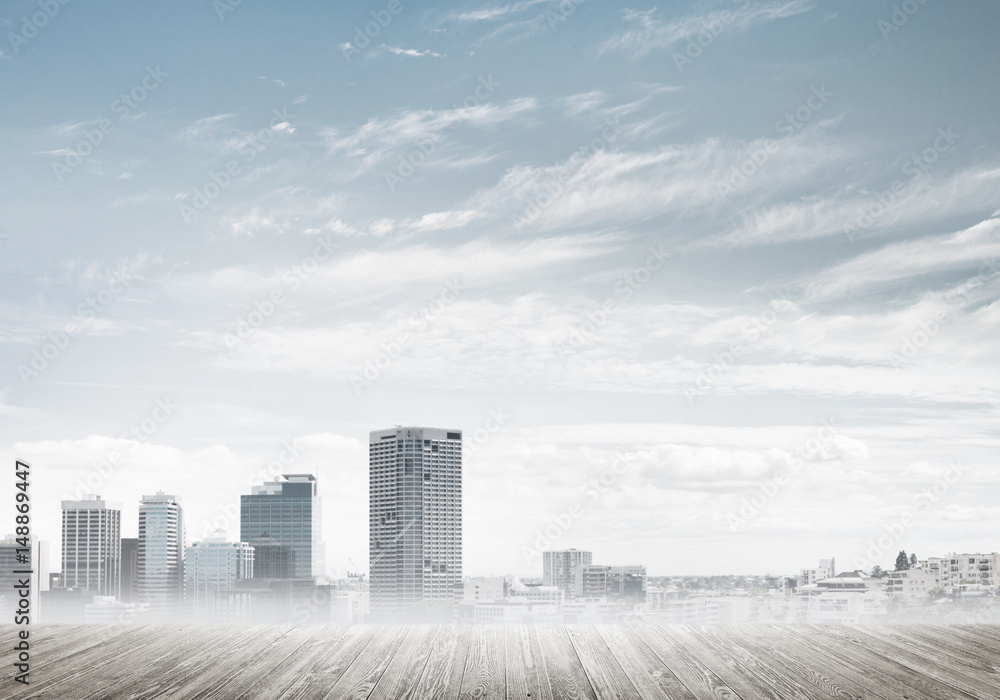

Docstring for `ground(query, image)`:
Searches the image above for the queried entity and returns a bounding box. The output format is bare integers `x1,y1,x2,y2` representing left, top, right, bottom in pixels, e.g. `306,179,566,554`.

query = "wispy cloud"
602,1,814,57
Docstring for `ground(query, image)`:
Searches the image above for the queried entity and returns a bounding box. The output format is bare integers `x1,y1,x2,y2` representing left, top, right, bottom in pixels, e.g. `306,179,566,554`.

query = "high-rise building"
120,538,139,603
240,474,323,580
369,426,463,621
185,529,255,619
138,493,185,617
543,549,592,599
0,535,49,622
61,496,121,598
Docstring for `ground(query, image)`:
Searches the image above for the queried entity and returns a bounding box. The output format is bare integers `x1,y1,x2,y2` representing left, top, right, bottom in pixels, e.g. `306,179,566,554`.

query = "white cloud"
602,1,814,57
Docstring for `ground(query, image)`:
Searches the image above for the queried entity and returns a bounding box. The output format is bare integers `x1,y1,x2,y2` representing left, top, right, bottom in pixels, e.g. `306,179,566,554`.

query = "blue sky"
2,0,1000,577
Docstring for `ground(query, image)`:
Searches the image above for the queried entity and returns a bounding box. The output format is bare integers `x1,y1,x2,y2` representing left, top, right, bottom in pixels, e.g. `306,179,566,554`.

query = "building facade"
543,549,592,599
240,474,323,580
185,529,255,619
138,493,185,617
120,537,138,603
575,564,647,603
369,426,463,621
61,496,121,598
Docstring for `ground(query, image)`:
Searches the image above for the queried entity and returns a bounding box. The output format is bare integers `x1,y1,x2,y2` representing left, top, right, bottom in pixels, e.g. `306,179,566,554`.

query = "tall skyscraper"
544,549,592,599
61,496,121,598
120,538,139,603
138,493,184,617
369,426,463,621
185,529,254,619
240,474,323,580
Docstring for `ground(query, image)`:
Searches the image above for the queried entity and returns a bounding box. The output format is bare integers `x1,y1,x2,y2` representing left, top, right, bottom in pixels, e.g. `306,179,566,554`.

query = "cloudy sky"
2,0,999,578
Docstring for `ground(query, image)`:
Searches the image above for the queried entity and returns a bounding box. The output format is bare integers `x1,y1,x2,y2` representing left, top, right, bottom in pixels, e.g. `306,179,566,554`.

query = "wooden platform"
6,624,1000,699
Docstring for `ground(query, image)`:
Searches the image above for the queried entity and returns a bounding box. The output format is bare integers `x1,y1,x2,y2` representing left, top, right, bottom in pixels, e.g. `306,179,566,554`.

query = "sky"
1,0,999,579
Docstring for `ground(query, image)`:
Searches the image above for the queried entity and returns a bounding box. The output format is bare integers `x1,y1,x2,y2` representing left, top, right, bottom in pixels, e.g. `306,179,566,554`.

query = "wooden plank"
596,625,698,700
669,625,791,700
736,624,903,700
77,625,262,700
402,624,471,700
278,626,380,700
862,625,1000,688
639,625,744,700
235,626,355,700
322,625,409,700
368,625,438,700
459,624,506,700
781,625,973,700
822,624,1000,700
505,624,550,700
566,626,642,700
535,625,598,700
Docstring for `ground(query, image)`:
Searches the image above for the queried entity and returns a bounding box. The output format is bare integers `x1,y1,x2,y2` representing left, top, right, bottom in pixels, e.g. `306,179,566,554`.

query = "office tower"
369,426,463,621
240,474,323,580
120,538,139,603
543,549,592,599
185,529,254,619
138,493,185,617
0,536,49,622
61,496,121,598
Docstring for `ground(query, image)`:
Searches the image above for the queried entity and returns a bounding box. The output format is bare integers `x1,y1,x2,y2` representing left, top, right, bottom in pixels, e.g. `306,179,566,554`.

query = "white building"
543,549,592,599
369,426,463,622
185,529,255,619
798,558,836,587
61,496,121,598
797,571,886,623
941,553,1000,592
463,577,506,603
885,567,941,599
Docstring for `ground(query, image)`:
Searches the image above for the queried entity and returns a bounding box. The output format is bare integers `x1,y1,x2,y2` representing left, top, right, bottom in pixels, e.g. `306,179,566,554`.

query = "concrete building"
885,567,941,599
941,553,1000,592
185,529,255,619
463,577,507,603
543,549,592,599
575,565,647,603
797,571,887,624
61,496,121,598
798,558,836,587
369,426,463,622
138,493,185,618
241,474,324,580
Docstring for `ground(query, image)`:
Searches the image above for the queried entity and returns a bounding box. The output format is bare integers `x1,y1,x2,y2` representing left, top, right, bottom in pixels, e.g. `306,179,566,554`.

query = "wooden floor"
6,624,1000,699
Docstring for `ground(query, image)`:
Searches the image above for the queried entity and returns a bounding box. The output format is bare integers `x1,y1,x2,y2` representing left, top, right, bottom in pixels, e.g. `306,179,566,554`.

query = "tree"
895,550,911,571
909,553,918,568
870,564,886,578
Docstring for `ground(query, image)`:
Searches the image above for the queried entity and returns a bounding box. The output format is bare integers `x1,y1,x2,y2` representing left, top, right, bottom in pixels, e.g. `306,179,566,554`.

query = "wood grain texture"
4,624,1000,700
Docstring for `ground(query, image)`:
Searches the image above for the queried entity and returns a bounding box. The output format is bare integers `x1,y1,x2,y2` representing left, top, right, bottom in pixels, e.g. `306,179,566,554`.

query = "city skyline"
2,0,1000,581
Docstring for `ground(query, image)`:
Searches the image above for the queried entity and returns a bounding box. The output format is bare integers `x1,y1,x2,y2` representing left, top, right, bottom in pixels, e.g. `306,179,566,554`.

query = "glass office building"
185,529,254,619
240,474,323,580
138,493,184,617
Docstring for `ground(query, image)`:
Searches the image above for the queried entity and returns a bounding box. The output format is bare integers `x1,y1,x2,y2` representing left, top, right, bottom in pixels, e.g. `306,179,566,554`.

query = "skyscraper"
369,426,463,621
185,529,254,619
138,493,184,617
240,474,323,580
61,496,121,598
543,549,593,599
